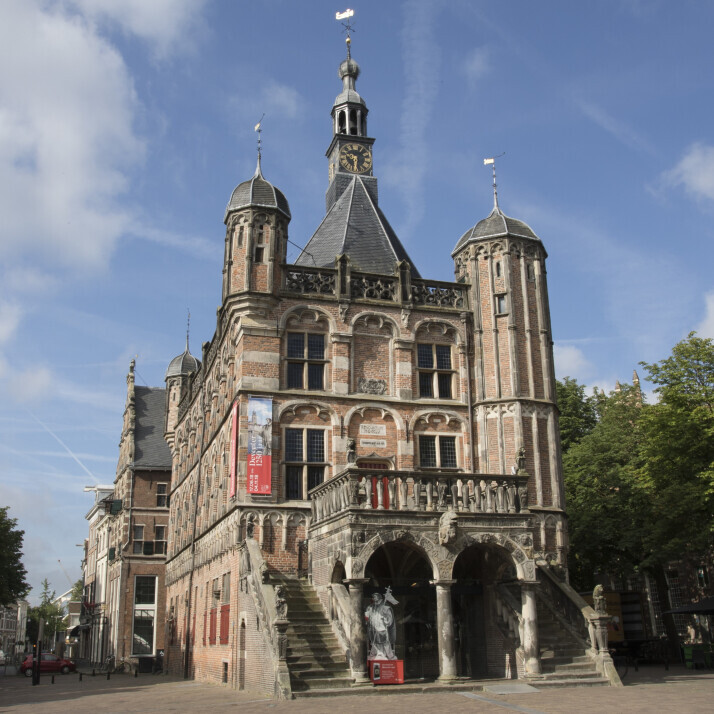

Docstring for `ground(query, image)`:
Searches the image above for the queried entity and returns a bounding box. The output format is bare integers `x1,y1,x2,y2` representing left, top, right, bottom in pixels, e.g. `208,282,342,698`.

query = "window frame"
418,434,459,470
416,343,455,399
495,293,508,315
132,575,157,656
284,426,328,501
156,483,168,508
286,331,327,391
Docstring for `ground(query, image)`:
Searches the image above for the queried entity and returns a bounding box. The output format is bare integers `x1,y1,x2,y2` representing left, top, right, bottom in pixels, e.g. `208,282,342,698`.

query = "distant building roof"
134,386,171,470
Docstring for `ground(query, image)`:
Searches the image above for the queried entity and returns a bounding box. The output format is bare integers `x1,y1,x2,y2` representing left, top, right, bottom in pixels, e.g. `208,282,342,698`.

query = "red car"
20,653,76,676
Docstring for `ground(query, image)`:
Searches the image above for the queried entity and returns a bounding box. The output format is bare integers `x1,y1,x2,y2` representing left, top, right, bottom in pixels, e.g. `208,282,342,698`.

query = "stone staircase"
536,599,609,687
274,577,353,696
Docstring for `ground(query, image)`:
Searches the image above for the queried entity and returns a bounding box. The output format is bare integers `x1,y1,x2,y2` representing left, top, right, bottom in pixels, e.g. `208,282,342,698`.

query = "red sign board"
229,401,238,498
247,396,272,494
369,659,404,684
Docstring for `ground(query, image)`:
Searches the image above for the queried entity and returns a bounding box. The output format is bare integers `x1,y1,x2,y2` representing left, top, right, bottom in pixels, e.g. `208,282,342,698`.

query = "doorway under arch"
452,543,519,679
364,541,438,679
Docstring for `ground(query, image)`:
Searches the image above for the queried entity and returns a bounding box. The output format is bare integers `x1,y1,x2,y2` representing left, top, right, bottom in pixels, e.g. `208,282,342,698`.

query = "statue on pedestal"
365,587,398,660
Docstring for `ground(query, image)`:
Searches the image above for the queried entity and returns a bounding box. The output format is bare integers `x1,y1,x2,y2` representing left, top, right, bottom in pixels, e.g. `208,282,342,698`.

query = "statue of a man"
365,589,398,660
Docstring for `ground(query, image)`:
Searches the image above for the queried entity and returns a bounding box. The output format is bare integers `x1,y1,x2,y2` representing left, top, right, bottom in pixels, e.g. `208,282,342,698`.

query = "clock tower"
325,37,377,210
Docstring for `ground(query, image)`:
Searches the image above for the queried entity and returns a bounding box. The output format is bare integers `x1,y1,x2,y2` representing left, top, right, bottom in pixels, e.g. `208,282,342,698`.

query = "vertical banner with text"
229,401,238,498
247,396,272,494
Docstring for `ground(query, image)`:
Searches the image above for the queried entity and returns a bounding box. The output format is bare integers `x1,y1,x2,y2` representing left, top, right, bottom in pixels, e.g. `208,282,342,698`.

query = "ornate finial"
336,9,355,59
484,153,505,211
186,309,191,352
254,114,265,175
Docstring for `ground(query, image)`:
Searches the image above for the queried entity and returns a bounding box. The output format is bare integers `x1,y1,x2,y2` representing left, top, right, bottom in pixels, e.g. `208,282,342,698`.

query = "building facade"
162,41,615,695
82,361,171,667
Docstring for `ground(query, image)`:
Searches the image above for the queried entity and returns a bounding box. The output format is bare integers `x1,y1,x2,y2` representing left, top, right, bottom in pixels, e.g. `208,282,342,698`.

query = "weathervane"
186,308,191,351
336,8,355,58
483,153,505,210
254,113,265,160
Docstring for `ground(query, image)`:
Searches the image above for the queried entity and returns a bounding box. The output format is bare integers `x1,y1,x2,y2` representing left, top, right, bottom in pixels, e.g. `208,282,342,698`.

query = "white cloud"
8,366,53,403
69,0,208,59
697,291,714,338
553,343,593,380
663,143,714,202
0,302,21,344
0,0,144,272
464,46,490,85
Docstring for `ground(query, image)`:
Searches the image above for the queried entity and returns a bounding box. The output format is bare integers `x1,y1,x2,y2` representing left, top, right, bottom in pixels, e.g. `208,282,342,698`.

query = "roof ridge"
357,177,398,263
340,177,358,256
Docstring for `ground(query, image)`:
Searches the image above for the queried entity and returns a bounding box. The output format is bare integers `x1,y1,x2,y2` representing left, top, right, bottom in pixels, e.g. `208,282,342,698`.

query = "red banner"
247,397,272,494
229,401,238,498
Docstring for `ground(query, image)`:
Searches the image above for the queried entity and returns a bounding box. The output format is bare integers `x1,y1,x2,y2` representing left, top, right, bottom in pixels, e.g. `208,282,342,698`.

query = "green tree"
70,578,83,602
28,579,66,647
563,383,648,590
0,506,30,606
556,377,598,453
638,332,714,568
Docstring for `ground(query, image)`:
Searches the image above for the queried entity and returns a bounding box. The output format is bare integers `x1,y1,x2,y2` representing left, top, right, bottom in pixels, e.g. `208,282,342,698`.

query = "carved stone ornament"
358,377,387,395
275,585,288,620
438,511,458,546
351,558,363,575
593,584,607,615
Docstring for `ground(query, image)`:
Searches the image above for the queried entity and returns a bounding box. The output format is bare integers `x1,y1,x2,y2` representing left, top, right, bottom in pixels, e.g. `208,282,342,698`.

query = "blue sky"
2,0,713,603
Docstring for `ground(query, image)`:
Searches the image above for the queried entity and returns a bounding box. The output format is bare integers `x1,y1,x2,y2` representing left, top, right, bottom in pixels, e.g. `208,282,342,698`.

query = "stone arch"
350,311,399,336
343,403,406,434
451,532,533,581
279,304,336,335
348,529,441,580
412,317,464,346
278,400,339,428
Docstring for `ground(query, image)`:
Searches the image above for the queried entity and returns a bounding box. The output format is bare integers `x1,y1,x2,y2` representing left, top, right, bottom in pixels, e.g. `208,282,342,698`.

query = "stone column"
520,582,541,676
432,579,458,680
345,578,370,682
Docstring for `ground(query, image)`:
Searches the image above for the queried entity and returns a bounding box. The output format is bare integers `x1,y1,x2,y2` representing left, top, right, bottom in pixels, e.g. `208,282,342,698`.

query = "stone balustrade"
309,468,530,525
282,263,467,310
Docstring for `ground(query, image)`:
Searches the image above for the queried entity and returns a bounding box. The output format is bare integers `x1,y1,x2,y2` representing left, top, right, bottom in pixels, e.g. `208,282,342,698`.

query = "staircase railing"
493,583,524,647
240,539,292,699
536,561,622,687
310,468,530,525
328,583,352,662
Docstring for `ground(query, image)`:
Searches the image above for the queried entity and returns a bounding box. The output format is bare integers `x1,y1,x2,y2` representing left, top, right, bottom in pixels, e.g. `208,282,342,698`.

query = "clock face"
339,143,372,174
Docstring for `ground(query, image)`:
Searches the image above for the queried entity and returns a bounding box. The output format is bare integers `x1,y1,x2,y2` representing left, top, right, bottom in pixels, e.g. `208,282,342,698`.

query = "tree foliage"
0,506,30,606
560,333,714,594
28,579,66,646
562,383,648,589
556,377,598,454
70,578,83,602
638,332,714,567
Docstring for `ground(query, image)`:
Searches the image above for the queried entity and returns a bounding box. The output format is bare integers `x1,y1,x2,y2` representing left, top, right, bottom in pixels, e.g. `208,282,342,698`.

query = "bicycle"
99,655,116,674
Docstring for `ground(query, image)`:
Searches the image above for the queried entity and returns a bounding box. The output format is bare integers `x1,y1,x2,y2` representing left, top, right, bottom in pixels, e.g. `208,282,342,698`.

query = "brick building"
162,39,616,695
82,361,171,668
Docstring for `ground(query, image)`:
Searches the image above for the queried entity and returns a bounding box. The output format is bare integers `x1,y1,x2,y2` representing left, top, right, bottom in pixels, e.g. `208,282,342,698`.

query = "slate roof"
224,158,290,223
295,176,421,277
134,386,171,470
165,348,201,379
452,206,540,256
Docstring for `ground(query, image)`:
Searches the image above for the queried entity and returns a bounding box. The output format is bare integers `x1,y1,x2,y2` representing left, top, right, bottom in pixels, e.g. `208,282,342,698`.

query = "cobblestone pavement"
1,666,713,713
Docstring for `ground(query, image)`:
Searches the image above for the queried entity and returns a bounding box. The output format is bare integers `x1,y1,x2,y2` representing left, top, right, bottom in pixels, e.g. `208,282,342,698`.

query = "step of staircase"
535,598,607,688
276,577,352,694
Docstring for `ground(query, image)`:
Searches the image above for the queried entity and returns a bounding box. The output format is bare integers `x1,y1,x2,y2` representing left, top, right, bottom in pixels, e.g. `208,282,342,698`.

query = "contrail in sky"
26,409,98,483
